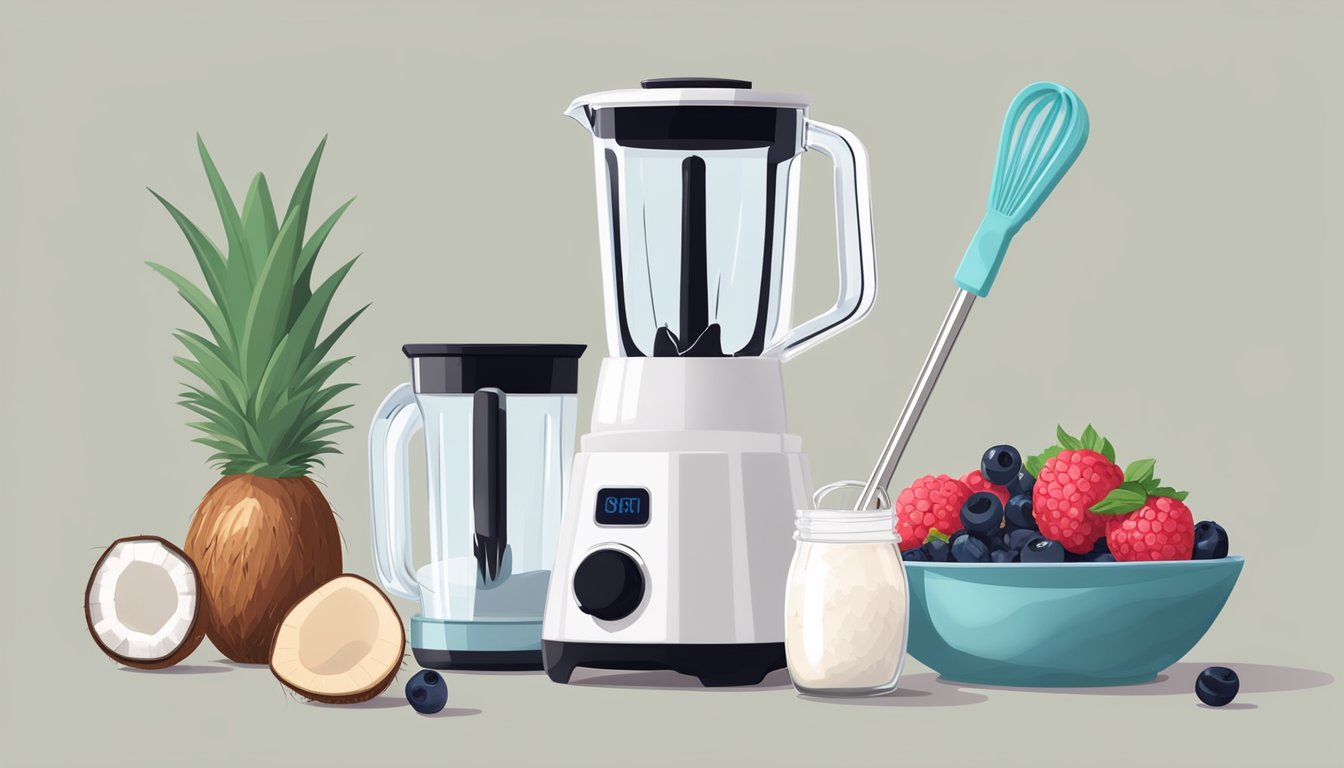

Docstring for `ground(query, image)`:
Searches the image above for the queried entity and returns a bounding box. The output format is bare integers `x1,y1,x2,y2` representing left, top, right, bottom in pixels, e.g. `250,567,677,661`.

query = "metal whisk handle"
855,288,976,511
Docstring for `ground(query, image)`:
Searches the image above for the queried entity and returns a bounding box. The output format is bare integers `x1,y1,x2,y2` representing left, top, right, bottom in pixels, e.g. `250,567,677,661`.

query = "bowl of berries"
896,425,1242,688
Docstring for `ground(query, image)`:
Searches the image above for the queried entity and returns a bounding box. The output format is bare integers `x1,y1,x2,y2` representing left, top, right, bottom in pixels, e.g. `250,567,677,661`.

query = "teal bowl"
904,556,1243,687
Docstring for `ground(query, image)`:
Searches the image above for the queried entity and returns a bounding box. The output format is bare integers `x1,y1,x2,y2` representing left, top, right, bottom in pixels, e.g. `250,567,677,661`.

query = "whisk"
855,82,1090,511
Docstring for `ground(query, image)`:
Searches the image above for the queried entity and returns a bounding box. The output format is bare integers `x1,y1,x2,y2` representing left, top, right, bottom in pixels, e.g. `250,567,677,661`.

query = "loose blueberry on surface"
1007,470,1036,498
990,549,1016,563
950,531,991,563
903,548,930,562
1007,528,1044,552
406,670,449,715
922,539,951,562
981,445,1023,485
1192,521,1229,560
1020,538,1066,563
1195,666,1240,707
960,492,1005,534
1004,495,1038,531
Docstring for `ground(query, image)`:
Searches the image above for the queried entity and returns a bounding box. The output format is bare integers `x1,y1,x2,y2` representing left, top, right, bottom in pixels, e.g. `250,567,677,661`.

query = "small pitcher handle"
368,383,422,601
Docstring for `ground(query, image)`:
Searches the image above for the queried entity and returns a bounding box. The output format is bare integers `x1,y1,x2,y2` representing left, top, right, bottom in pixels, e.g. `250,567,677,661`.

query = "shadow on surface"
442,669,546,677
120,664,233,675
798,672,989,707
427,707,483,718
211,658,266,669
1200,702,1258,711
569,668,793,691
943,663,1333,696
307,695,407,710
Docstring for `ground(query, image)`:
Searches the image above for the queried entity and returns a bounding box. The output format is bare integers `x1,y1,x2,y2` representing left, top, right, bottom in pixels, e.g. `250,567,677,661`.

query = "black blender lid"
403,344,586,395
567,77,812,111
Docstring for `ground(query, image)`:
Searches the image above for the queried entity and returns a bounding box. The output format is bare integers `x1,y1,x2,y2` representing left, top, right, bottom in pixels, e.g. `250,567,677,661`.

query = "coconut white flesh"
271,576,402,697
88,540,198,660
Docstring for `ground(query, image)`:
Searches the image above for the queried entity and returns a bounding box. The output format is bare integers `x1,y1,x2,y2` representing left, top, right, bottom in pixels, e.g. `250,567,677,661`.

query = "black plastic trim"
592,106,797,150
404,344,585,394
542,640,786,687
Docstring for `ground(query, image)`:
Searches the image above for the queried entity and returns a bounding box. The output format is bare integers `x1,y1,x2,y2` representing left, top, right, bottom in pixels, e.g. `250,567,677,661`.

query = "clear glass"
415,392,577,621
784,509,909,697
596,141,802,357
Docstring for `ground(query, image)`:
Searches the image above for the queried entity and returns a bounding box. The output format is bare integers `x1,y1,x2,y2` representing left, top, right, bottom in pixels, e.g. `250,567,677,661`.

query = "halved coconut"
84,535,205,669
270,574,405,704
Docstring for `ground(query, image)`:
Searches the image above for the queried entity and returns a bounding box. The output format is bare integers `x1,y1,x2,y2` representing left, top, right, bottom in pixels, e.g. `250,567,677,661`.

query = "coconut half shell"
85,535,206,669
269,574,405,704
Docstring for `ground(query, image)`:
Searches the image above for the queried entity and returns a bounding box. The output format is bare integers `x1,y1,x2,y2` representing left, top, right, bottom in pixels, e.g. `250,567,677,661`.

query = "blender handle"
766,119,878,361
368,382,422,601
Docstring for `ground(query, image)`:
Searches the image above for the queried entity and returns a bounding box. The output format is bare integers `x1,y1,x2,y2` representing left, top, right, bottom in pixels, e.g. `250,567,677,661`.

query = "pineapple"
148,136,365,663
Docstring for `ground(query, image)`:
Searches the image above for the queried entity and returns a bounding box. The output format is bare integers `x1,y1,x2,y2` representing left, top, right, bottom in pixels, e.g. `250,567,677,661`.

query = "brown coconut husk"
184,474,343,664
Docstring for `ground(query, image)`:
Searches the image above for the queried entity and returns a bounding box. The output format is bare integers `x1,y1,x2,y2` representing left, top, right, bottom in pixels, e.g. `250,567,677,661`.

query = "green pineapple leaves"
148,135,364,478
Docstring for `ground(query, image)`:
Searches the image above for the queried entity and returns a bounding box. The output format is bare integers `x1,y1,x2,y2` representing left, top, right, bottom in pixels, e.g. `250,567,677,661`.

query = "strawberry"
1090,458,1195,561
895,475,972,552
1025,425,1124,554
960,470,1010,507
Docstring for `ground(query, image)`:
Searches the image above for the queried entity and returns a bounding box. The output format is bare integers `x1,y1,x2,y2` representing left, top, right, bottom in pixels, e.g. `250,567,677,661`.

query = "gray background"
2,0,1340,765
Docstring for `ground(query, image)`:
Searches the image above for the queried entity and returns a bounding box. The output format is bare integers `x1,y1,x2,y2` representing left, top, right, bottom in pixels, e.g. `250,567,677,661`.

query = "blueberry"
921,539,951,562
1091,537,1112,554
1004,495,1038,531
1085,553,1116,562
1006,528,1044,552
960,492,1005,534
1192,521,1229,560
1195,666,1239,707
981,445,1023,485
949,531,991,563
1007,470,1035,498
989,548,1016,563
405,670,448,715
903,548,929,562
1020,538,1066,563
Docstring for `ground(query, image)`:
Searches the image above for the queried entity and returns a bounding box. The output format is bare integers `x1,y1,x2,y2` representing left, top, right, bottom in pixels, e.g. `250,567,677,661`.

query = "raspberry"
960,470,1010,507
1032,450,1124,553
895,475,972,552
1106,496,1195,561
1026,426,1125,554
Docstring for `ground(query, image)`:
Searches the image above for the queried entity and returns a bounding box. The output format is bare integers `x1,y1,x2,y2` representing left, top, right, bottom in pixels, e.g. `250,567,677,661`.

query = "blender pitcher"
369,344,584,669
565,77,877,361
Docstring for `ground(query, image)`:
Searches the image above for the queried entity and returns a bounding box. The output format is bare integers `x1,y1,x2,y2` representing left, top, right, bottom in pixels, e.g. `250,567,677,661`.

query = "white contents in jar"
785,540,907,694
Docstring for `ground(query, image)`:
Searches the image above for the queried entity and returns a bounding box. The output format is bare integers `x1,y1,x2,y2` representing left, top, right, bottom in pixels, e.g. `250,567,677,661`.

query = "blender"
369,343,585,669
542,78,877,686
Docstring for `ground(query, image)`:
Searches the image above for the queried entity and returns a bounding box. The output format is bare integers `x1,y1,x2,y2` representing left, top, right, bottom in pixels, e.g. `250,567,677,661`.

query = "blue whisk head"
989,82,1090,223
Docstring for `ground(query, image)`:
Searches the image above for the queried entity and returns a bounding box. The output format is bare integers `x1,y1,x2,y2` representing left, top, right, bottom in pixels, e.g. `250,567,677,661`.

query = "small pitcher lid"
566,77,812,116
403,344,586,395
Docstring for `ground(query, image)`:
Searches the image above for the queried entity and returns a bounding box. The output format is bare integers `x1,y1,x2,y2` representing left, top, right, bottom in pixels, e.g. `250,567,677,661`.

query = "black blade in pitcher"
472,388,508,582
676,156,724,357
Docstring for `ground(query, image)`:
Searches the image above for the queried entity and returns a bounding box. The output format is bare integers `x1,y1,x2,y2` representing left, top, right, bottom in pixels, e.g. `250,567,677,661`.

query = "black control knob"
573,549,644,621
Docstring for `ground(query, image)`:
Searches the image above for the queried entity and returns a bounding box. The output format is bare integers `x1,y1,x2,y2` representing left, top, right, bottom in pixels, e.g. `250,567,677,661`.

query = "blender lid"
566,77,812,114
403,343,586,395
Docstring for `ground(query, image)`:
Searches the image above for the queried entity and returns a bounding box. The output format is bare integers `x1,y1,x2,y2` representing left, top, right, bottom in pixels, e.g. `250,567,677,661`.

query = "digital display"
595,488,650,526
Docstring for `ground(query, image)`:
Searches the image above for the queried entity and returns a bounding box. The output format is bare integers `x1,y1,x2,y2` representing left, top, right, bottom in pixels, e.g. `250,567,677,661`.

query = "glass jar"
784,482,908,697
